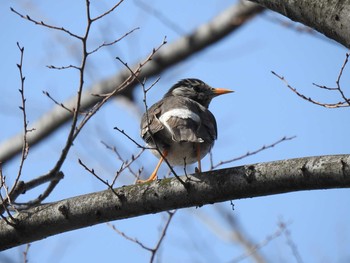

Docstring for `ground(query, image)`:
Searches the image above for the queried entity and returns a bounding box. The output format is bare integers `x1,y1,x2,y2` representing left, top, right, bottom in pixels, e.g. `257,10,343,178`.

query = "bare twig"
107,210,176,263
90,0,124,22
113,127,145,148
43,0,94,183
78,158,117,195
281,221,304,263
194,206,266,263
14,172,64,210
107,222,153,251
231,222,288,263
1,171,64,213
149,211,176,263
46,64,80,70
335,52,350,106
88,27,140,55
0,173,17,224
10,7,82,39
1,43,34,217
23,243,30,263
101,141,145,181
311,53,350,107
78,159,126,200
12,43,30,195
272,71,348,108
312,83,337,91
42,91,74,113
212,136,296,170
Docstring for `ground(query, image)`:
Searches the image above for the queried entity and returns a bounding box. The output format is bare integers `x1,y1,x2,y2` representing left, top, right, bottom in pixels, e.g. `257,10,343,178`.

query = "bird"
138,78,234,183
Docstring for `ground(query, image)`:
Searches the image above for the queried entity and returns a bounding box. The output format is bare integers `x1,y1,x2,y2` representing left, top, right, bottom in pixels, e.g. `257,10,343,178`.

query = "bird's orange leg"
137,150,168,183
196,144,202,173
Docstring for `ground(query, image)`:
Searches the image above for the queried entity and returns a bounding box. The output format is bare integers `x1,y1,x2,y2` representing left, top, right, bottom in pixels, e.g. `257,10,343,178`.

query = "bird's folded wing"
140,101,164,143
141,97,217,144
197,109,217,141
163,116,203,143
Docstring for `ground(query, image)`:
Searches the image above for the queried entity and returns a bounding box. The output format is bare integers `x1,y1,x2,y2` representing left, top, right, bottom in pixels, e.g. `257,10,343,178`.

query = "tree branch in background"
1,154,349,250
248,0,350,48
0,1,265,163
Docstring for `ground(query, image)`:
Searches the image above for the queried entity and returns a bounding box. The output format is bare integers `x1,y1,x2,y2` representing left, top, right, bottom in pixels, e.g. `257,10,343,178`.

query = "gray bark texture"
249,0,350,48
1,154,349,251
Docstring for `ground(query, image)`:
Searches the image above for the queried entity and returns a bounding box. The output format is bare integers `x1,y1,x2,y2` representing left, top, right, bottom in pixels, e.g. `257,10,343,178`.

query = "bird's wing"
141,97,217,144
197,108,217,141
158,97,210,143
140,100,165,143
163,114,203,143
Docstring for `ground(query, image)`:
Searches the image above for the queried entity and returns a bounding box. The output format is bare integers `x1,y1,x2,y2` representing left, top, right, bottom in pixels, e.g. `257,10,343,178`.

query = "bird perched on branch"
139,78,233,183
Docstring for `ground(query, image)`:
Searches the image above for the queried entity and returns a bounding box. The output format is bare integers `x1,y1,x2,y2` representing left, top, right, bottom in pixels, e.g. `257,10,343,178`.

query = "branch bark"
0,1,264,163
249,0,350,48
1,154,349,251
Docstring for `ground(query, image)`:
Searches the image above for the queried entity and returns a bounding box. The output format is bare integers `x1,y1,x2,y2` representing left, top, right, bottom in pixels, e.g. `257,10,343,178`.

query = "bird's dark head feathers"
163,78,215,108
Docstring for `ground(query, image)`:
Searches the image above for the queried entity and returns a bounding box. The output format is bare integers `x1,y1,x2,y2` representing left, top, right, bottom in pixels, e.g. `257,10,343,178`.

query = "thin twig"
113,127,145,148
10,7,82,39
107,210,177,263
231,222,288,263
88,27,140,55
272,71,348,108
0,173,17,224
1,171,64,213
311,53,350,107
46,64,80,70
23,243,31,263
100,141,145,181
3,43,31,216
42,91,74,113
107,222,153,251
212,136,296,170
335,52,350,106
14,43,29,188
312,83,337,90
78,159,120,197
14,173,64,210
149,210,176,263
281,221,304,263
91,0,124,22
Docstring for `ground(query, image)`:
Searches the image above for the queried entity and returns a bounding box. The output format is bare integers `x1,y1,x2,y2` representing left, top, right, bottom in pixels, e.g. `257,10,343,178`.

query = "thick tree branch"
249,0,350,48
0,1,264,163
1,154,349,250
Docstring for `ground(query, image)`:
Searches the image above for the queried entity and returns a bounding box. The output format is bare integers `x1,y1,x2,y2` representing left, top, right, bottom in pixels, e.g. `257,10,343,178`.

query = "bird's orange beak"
212,88,234,96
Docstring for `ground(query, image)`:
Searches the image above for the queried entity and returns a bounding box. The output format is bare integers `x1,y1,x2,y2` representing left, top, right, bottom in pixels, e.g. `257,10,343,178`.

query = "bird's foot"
136,175,158,184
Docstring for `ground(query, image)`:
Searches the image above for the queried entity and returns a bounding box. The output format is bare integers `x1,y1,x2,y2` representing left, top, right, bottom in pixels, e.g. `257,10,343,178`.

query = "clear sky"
1,1,350,262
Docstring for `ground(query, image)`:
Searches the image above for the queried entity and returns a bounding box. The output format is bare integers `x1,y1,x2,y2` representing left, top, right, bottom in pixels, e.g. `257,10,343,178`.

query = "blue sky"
1,1,350,262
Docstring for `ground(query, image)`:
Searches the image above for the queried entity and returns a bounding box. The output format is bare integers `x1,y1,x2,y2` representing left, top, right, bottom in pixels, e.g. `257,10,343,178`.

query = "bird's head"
164,78,234,108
